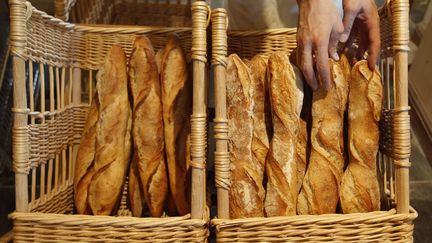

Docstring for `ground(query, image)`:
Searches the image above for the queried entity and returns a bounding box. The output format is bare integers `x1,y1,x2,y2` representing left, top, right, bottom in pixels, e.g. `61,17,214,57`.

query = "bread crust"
87,45,132,216
227,54,265,218
159,34,192,215
264,52,303,216
297,59,348,215
340,60,382,213
129,37,168,217
74,95,99,215
248,55,271,186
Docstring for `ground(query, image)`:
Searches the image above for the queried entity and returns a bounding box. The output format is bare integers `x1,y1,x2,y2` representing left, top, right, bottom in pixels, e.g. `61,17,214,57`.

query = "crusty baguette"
294,64,310,194
297,59,349,215
340,54,351,81
159,34,192,216
129,36,168,217
87,45,132,216
227,54,265,218
156,47,179,217
340,60,383,213
74,95,99,215
264,52,304,216
248,55,271,183
128,151,145,217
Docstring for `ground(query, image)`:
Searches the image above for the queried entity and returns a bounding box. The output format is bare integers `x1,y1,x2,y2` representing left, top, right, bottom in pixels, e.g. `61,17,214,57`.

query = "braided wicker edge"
211,208,417,242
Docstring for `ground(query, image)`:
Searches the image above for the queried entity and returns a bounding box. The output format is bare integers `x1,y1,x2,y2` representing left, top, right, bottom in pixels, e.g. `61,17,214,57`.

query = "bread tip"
133,36,153,50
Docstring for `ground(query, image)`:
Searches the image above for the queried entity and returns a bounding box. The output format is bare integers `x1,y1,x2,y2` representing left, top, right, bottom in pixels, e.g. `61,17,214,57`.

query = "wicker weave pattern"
213,208,416,242
29,184,74,214
23,6,193,70
12,105,88,174
55,0,192,27
11,212,209,242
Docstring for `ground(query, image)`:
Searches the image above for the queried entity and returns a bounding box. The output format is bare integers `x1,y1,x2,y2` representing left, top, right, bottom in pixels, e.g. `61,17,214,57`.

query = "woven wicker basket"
9,0,210,242
54,0,192,26
210,0,417,242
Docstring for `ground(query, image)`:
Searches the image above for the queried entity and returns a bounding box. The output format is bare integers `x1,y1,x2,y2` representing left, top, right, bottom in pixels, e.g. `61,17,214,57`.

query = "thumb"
340,8,357,43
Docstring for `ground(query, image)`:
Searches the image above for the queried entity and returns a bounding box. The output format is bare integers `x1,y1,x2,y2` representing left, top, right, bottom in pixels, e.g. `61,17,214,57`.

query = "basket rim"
74,23,192,34
9,208,210,227
211,207,417,227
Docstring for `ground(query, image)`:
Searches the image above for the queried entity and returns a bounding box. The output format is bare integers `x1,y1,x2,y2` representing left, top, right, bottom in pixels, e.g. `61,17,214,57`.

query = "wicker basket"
210,0,417,242
54,0,192,26
9,0,210,242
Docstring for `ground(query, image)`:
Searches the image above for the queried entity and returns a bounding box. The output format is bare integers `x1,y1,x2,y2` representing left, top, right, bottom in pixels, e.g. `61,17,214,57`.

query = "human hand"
340,0,380,70
297,0,344,90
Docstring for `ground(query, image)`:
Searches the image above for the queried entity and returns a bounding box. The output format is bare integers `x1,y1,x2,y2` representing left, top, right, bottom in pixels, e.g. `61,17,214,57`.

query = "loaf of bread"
74,95,99,215
296,118,308,193
340,60,383,213
248,55,271,184
227,54,265,218
87,45,132,216
129,36,168,217
264,52,303,216
297,58,349,215
159,34,192,216
294,64,309,194
128,151,145,217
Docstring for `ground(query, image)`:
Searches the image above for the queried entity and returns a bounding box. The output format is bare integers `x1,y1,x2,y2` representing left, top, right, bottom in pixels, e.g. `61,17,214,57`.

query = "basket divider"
60,67,67,185
211,8,230,219
48,66,55,195
12,56,29,212
28,61,37,203
391,0,411,214
71,67,82,180
191,0,209,220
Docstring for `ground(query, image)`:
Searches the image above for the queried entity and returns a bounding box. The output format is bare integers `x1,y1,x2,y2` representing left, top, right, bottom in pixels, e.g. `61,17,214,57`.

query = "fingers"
329,21,344,61
315,37,331,90
366,12,381,70
340,5,357,42
298,38,318,91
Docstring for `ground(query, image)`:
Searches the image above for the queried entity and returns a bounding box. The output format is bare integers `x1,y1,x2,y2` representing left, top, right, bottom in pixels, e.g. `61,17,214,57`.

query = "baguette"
74,95,99,215
128,151,145,217
340,60,383,213
88,45,132,216
227,54,265,218
156,47,179,217
160,34,192,215
264,52,303,216
129,36,168,217
295,64,310,193
248,55,271,183
297,59,348,215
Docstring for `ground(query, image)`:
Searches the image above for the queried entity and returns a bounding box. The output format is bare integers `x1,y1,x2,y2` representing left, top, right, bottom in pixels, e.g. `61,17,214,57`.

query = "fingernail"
333,53,340,61
340,34,348,42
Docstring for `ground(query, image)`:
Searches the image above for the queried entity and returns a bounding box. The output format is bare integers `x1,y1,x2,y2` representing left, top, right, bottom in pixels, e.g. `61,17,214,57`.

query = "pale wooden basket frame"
211,0,417,242
9,0,211,242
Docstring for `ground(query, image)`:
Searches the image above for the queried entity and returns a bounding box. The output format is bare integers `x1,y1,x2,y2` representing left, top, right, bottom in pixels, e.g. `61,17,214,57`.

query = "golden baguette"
129,36,168,217
340,60,383,213
297,58,348,215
